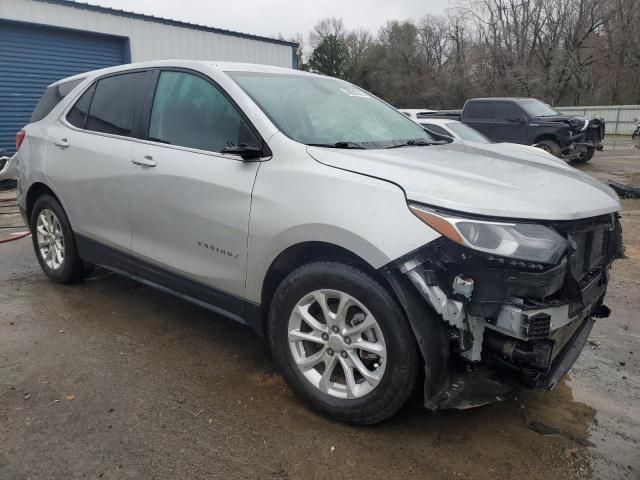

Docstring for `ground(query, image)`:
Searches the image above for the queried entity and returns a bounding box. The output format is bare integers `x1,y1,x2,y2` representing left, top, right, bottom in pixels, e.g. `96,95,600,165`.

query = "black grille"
586,125,604,142
567,225,608,285
524,313,551,340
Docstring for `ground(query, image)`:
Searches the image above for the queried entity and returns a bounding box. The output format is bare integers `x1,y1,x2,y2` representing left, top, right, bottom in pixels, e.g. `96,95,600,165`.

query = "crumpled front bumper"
422,315,596,410
382,213,623,410
562,119,605,155
541,315,595,390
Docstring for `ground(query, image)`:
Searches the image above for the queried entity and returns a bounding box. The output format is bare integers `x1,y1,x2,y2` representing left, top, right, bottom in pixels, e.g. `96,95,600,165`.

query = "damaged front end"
383,207,623,410
565,115,606,158
534,115,605,161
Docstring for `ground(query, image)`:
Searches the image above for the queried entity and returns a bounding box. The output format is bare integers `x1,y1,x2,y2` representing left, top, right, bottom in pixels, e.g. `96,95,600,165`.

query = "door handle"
53,138,70,149
131,155,157,167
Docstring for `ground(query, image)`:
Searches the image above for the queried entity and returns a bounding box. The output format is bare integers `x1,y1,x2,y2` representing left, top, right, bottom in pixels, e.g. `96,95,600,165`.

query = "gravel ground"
0,149,639,480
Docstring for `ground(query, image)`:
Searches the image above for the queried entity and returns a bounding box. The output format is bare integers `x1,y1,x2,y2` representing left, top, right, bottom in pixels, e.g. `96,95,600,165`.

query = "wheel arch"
259,241,399,337
532,132,561,145
25,182,61,225
259,240,451,410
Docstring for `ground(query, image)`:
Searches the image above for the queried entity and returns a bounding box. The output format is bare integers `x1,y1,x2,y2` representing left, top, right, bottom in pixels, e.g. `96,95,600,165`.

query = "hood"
307,140,620,221
533,114,604,130
480,142,566,164
532,114,575,123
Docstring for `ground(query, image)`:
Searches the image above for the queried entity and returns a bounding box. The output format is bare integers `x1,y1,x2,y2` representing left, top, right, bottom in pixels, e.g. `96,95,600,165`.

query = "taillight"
16,129,26,151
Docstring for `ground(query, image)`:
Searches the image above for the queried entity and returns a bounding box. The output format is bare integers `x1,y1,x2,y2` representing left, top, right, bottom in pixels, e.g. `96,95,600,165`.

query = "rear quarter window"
29,79,84,123
67,84,96,129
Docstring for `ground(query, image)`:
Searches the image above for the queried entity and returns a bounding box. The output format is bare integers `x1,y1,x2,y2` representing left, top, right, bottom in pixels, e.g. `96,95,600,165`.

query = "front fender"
245,135,441,303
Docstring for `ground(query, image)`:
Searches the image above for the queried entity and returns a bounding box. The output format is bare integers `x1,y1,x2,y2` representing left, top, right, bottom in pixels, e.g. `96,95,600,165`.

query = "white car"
0,153,18,182
16,60,622,424
399,108,437,121
418,118,565,161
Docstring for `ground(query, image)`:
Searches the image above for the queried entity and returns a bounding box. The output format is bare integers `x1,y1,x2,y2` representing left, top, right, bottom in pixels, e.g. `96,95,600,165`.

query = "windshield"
227,72,434,149
519,99,559,117
445,122,491,143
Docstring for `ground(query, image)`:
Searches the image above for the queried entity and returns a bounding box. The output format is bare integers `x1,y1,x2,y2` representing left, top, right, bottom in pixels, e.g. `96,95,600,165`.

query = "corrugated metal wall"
0,21,125,154
0,0,296,154
0,0,295,68
556,105,640,135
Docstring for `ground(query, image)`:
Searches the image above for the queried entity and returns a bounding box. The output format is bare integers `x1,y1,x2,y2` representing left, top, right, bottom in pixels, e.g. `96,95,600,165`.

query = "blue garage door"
0,21,127,155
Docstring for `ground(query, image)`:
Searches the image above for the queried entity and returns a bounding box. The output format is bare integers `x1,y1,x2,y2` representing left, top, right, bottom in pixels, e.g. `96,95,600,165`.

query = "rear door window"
465,102,492,118
30,79,84,123
148,71,259,152
85,72,148,137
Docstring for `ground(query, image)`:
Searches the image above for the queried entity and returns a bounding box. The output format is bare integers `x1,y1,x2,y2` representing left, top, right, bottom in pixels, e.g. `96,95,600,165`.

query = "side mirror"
220,143,264,160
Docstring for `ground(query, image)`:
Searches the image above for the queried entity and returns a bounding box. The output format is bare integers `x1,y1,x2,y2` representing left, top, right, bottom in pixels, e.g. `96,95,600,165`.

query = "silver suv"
16,61,623,424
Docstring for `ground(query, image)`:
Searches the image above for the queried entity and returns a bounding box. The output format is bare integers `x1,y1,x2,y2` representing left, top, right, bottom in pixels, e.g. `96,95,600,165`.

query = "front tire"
268,261,419,425
534,139,561,157
30,195,85,284
574,147,595,163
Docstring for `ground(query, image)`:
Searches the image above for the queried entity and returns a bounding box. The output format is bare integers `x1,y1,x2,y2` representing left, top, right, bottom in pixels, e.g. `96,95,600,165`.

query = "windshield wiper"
385,139,446,149
307,141,367,150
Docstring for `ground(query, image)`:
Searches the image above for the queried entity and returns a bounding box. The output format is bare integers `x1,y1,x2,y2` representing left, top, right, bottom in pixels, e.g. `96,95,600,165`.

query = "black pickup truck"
421,97,605,162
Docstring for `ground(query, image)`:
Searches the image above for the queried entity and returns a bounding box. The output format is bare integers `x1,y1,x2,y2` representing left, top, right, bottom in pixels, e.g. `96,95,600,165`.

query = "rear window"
446,122,491,143
29,79,83,123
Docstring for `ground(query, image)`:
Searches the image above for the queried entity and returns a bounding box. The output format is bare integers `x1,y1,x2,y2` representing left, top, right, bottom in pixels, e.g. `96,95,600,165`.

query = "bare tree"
303,1,640,108
309,17,346,48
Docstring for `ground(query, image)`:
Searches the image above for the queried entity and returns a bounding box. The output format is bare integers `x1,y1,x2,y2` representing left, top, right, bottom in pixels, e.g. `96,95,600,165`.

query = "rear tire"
534,139,561,157
30,195,85,284
268,261,419,425
574,147,595,163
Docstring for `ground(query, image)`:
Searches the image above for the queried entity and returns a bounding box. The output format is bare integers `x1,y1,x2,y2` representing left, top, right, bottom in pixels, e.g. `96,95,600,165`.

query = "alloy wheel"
287,289,387,399
36,209,65,270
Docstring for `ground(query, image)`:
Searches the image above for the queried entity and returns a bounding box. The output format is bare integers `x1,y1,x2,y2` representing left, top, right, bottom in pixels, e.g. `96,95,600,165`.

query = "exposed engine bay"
385,211,624,410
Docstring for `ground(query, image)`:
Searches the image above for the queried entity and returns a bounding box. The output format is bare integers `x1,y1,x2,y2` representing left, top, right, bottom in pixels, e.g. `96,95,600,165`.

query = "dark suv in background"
423,97,605,162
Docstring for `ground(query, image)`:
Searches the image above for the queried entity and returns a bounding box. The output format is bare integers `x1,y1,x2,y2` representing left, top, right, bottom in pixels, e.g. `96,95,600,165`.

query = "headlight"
409,204,567,264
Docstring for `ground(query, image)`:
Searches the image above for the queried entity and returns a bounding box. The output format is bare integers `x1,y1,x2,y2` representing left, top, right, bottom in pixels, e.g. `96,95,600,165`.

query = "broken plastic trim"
381,213,622,409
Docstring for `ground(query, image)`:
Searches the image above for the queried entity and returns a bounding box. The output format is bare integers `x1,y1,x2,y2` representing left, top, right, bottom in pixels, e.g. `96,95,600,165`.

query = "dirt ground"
1,146,639,480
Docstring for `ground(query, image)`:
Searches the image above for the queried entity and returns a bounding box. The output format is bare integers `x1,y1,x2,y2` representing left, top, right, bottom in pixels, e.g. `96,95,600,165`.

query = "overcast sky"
83,0,450,44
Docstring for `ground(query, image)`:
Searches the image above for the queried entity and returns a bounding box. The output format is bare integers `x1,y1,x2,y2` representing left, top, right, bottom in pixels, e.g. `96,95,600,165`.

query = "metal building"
0,0,299,154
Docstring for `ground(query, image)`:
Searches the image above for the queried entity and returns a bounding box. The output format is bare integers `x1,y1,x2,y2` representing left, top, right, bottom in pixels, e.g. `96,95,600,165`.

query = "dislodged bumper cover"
382,212,623,410
541,316,595,390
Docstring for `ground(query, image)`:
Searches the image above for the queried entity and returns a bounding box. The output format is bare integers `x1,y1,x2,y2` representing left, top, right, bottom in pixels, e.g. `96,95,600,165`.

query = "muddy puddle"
603,137,640,151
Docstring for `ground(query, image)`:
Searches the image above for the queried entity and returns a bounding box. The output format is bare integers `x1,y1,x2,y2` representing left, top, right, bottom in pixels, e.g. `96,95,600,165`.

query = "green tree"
307,34,348,78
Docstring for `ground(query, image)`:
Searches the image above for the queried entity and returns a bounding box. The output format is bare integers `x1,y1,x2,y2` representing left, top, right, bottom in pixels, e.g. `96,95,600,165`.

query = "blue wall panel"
0,21,126,154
